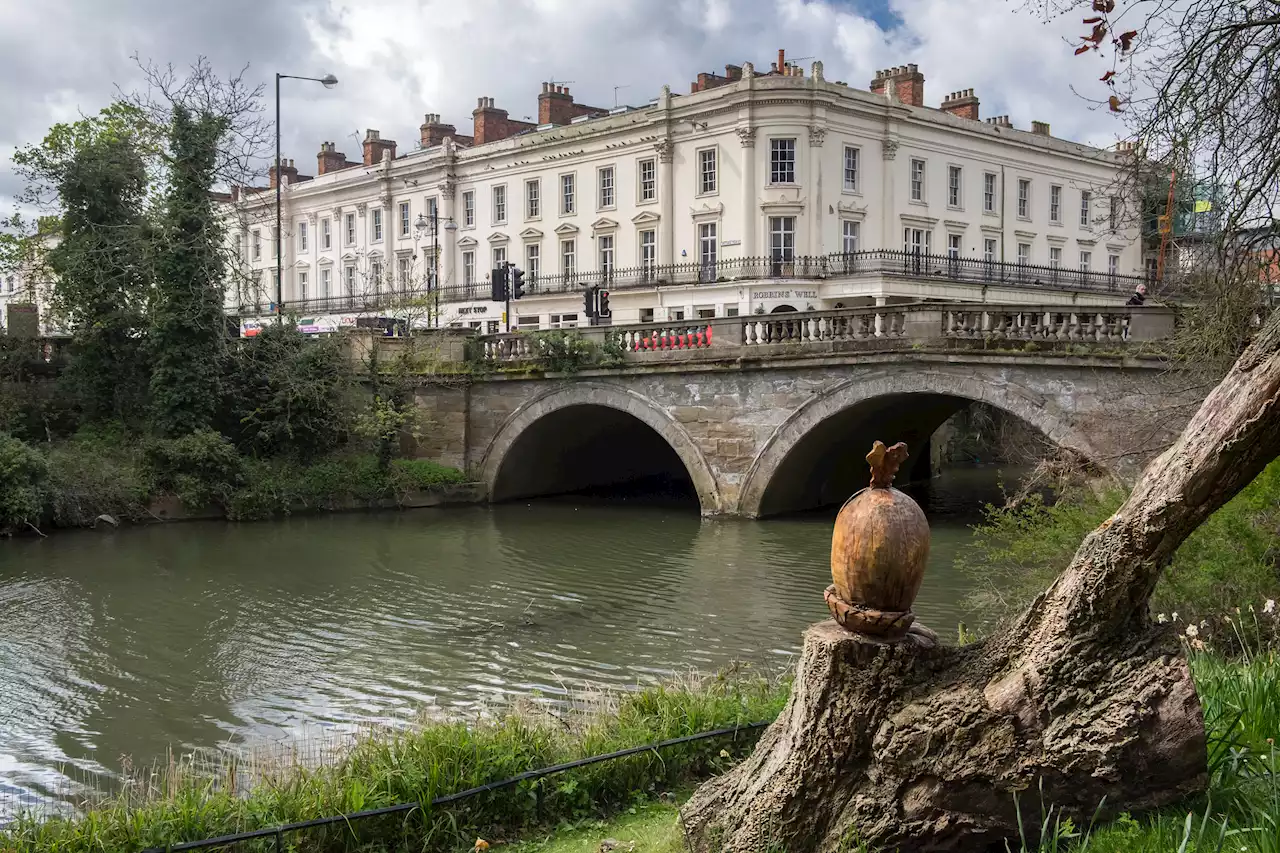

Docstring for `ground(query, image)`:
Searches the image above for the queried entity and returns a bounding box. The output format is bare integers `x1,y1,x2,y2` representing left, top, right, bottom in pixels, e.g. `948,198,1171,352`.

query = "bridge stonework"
412,350,1187,518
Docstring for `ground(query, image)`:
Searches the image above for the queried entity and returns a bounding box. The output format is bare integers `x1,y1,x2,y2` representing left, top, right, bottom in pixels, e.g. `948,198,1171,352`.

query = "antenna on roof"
548,79,575,89
613,85,631,108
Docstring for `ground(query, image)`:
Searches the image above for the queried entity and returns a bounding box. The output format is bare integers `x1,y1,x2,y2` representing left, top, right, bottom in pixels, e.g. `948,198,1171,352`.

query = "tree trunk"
683,312,1280,852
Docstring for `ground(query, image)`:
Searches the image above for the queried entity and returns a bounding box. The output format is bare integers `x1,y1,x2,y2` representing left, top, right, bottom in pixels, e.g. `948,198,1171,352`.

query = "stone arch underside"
481,383,723,515
737,369,1101,518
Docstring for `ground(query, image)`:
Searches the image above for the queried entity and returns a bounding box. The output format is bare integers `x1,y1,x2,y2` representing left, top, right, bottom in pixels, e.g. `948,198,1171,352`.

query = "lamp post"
275,72,338,322
417,208,457,328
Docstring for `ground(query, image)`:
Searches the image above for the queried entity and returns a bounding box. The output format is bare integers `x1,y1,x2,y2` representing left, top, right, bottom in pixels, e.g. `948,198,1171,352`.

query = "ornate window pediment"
689,202,723,222
591,217,619,234
487,231,511,244
457,235,479,248
631,210,661,225
520,227,544,240
554,222,580,236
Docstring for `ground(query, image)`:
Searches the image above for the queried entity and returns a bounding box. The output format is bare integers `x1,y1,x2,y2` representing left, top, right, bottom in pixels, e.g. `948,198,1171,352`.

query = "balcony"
234,251,1153,318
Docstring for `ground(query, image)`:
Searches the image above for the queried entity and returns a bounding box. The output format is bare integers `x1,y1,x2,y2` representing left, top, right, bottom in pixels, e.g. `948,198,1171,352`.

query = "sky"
0,0,1126,216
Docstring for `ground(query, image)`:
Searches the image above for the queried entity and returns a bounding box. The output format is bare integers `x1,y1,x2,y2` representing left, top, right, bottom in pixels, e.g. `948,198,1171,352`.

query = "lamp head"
321,74,339,89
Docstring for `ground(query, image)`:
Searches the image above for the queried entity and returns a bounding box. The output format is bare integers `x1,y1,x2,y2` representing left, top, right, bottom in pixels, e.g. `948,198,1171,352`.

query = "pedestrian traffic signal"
510,267,526,300
490,266,508,302
584,286,597,318
597,289,610,318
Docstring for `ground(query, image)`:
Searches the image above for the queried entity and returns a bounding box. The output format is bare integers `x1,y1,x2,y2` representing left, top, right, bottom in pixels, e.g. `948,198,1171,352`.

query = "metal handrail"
233,250,1154,318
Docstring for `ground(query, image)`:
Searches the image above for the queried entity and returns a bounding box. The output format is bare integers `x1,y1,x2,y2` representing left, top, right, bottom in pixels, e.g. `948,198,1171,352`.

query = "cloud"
0,0,1126,216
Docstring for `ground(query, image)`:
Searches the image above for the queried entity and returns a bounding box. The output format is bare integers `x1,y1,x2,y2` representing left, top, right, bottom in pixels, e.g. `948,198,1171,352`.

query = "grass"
0,669,788,853
490,652,1280,853
504,799,685,853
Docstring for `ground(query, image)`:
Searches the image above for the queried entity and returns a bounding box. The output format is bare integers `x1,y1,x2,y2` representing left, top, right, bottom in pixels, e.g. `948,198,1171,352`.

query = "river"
0,467,1009,815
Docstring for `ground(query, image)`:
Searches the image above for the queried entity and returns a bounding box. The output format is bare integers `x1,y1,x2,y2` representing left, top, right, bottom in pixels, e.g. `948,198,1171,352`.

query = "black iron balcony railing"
235,250,1154,317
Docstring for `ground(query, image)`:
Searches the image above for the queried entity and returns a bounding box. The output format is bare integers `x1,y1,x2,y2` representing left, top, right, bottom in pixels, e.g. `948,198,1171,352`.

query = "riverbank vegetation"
960,458,1280,639
0,669,788,853
0,646,1276,852
0,65,465,537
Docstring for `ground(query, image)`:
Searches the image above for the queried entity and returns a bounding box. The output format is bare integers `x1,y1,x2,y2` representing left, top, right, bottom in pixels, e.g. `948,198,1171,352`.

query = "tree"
43,133,152,422
681,309,1280,851
1062,0,1277,369
148,104,229,436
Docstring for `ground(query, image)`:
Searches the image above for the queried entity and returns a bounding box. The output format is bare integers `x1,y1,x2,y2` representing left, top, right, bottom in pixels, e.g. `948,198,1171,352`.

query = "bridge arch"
480,383,723,515
736,368,1103,518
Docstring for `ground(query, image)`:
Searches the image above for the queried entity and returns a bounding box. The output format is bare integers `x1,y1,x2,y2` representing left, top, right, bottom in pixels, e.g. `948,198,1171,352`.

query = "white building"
224,51,1147,335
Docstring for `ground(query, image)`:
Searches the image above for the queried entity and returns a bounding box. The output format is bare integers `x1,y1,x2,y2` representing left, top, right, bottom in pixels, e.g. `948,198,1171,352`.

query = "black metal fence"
135,721,768,852
234,250,1154,318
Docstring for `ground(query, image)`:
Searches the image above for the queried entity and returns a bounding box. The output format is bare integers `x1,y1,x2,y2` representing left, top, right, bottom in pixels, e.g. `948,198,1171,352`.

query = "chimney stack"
268,158,301,188
984,115,1013,129
870,64,925,107
317,141,350,175
419,113,462,148
538,82,609,126
775,49,785,73
362,129,397,166
1031,120,1051,136
940,89,980,121
472,96,536,145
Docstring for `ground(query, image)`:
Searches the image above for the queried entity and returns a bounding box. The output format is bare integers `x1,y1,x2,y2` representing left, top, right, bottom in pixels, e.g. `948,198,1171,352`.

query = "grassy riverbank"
0,670,788,853
1,652,1276,853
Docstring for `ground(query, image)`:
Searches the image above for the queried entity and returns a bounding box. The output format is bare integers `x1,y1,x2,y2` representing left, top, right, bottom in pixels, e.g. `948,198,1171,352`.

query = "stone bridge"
411,303,1188,517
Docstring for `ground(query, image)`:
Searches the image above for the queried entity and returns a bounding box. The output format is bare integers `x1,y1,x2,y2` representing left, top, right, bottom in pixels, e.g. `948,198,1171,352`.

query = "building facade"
225,52,1146,335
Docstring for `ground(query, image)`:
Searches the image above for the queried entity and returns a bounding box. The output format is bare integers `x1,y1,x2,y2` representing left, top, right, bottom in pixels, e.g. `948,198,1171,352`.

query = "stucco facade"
226,54,1145,335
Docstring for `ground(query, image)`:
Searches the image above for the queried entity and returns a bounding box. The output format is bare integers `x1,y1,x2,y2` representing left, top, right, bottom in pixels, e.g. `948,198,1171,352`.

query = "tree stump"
684,311,1280,852
682,620,1203,852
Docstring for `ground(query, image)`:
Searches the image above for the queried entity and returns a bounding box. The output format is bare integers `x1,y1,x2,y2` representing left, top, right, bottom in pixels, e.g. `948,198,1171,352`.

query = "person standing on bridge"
1126,282,1148,306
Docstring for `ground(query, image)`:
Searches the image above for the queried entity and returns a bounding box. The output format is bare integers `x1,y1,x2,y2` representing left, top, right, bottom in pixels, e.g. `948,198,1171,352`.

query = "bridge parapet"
477,303,1176,365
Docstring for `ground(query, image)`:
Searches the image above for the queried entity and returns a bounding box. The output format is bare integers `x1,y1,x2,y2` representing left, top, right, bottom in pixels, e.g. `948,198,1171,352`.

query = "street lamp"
275,72,338,322
418,208,457,328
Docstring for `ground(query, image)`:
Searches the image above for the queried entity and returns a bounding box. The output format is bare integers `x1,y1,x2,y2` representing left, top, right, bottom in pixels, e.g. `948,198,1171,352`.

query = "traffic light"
584,286,597,318
597,289,611,318
510,267,526,300
490,266,508,302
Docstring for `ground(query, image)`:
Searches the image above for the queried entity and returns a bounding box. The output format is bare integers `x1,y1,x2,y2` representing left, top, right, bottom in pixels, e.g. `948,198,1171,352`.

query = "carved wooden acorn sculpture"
824,441,930,639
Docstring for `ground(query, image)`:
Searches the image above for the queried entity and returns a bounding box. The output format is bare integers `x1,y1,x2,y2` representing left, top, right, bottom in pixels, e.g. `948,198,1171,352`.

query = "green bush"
142,429,243,508
218,324,354,461
42,434,152,527
961,461,1280,630
389,457,469,489
0,432,47,533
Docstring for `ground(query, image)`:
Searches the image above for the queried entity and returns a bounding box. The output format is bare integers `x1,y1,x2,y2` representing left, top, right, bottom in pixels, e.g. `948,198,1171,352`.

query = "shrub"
961,460,1280,631
389,458,469,490
0,432,47,533
142,429,243,509
218,324,354,461
42,436,152,527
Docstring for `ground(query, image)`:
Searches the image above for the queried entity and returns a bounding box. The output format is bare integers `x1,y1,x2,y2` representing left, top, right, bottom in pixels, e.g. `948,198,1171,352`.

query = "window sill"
493,221,508,227
841,188,862,197
636,197,659,207
525,215,542,223
982,210,999,218
695,190,719,200
767,182,801,190
1048,220,1064,227
597,206,617,213
909,199,929,208
946,205,964,213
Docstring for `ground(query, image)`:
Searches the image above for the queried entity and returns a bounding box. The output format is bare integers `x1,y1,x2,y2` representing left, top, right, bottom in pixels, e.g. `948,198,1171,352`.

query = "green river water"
0,468,1010,814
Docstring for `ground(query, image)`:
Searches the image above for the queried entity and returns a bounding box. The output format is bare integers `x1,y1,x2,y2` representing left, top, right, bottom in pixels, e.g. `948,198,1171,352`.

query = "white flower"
1265,599,1276,614
1157,614,1168,624
1185,624,1199,638
1172,612,1179,622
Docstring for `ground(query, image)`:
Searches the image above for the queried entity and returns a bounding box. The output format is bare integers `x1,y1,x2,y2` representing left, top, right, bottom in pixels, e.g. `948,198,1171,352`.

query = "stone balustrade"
470,303,1176,365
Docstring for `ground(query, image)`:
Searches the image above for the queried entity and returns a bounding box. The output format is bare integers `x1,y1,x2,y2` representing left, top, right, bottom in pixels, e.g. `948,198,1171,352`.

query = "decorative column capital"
736,126,757,148
355,202,368,217
439,177,457,200
307,212,318,226
331,206,343,219
881,138,899,160
808,127,827,147
654,138,675,163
